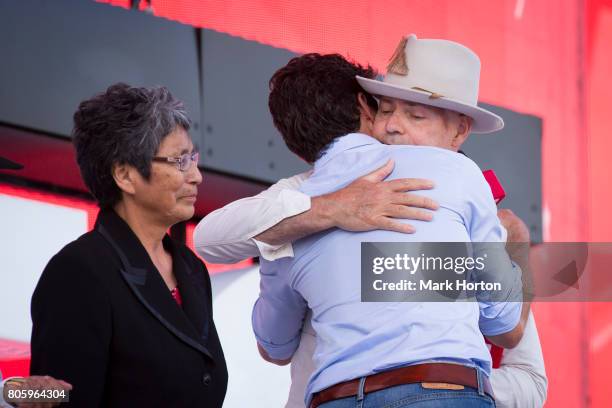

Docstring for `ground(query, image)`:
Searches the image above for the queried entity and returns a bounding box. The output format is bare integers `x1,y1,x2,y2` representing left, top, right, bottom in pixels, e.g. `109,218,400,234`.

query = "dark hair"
72,83,191,208
268,53,377,163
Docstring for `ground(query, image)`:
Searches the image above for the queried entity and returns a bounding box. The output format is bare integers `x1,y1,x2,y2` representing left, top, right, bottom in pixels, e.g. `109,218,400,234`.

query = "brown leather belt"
310,363,494,408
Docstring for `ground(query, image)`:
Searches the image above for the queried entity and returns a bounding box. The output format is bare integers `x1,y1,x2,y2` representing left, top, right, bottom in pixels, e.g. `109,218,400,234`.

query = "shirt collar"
315,133,381,169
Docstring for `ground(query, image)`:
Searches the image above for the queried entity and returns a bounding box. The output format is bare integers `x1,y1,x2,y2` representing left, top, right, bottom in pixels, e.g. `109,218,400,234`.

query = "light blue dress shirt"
252,133,521,404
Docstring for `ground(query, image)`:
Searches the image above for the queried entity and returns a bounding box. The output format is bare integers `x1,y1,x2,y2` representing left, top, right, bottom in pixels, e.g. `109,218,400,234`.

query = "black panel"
0,125,267,217
462,104,543,242
199,29,309,183
0,0,200,138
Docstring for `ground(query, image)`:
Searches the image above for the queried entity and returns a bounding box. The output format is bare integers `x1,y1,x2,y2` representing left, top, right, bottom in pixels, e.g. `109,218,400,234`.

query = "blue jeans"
317,381,495,408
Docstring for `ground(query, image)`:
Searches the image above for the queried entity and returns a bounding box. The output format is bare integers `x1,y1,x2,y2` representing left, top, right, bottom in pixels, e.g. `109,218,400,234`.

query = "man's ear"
357,92,376,123
452,115,473,150
112,163,137,196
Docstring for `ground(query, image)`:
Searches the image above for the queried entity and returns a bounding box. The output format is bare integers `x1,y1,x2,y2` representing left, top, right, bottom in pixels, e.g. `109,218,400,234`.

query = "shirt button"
202,373,212,386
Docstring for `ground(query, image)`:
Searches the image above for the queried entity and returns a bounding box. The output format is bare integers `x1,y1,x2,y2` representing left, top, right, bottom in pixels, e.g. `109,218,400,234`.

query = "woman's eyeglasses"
152,152,200,172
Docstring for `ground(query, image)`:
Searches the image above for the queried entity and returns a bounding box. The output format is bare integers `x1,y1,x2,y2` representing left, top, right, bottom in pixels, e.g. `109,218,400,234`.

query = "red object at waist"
485,338,504,368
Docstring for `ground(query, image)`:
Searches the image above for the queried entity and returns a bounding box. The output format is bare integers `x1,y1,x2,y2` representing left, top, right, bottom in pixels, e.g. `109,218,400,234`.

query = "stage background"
1,0,611,406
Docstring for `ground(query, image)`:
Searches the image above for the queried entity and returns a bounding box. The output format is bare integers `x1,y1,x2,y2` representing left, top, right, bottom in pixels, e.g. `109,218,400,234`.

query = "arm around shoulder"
193,173,311,263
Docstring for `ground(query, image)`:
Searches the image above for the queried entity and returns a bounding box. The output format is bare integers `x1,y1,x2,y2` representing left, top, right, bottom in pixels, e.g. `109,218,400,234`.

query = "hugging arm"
462,165,530,349
194,160,438,263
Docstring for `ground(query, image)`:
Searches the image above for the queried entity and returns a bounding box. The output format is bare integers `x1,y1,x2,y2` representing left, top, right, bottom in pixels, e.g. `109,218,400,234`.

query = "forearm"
507,241,532,332
254,194,336,245
483,221,532,348
256,171,437,245
198,162,437,262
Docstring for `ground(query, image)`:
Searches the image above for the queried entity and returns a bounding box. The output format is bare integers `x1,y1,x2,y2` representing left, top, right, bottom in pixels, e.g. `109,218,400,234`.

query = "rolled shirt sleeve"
252,258,308,360
252,299,303,360
476,254,523,336
194,172,311,263
478,298,522,337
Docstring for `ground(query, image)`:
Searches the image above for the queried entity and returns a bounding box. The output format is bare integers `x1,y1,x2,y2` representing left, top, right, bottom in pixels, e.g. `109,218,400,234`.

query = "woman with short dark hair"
30,83,227,407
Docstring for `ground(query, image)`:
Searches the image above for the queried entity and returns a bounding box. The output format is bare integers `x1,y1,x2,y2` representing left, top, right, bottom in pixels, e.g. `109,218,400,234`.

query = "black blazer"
30,209,227,407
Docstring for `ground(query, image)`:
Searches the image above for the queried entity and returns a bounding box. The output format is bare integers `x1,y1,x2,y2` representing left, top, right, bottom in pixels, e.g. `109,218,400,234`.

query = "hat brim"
357,76,504,134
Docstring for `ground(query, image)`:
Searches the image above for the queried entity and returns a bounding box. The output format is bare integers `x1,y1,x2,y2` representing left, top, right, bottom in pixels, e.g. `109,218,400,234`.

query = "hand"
498,208,533,302
4,376,72,408
323,159,438,234
497,209,530,243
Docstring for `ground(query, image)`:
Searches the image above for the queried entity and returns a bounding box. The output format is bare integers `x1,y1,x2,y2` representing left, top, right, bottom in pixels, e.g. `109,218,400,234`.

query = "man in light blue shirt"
254,36,530,408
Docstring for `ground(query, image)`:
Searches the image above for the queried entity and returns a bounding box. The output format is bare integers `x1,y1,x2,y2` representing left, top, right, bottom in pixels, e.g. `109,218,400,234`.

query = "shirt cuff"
253,239,295,261
253,189,311,261
252,298,302,360
254,332,301,361
480,301,522,337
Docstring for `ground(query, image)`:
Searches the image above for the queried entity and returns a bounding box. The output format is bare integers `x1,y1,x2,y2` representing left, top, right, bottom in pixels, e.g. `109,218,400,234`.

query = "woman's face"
132,126,202,225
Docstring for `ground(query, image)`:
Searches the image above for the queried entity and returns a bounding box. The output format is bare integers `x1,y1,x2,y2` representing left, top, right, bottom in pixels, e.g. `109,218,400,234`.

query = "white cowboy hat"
356,34,504,134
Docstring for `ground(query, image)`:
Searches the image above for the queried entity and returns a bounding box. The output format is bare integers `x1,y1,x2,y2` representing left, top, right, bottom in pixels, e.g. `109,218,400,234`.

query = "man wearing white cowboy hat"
196,35,545,407
357,34,504,136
